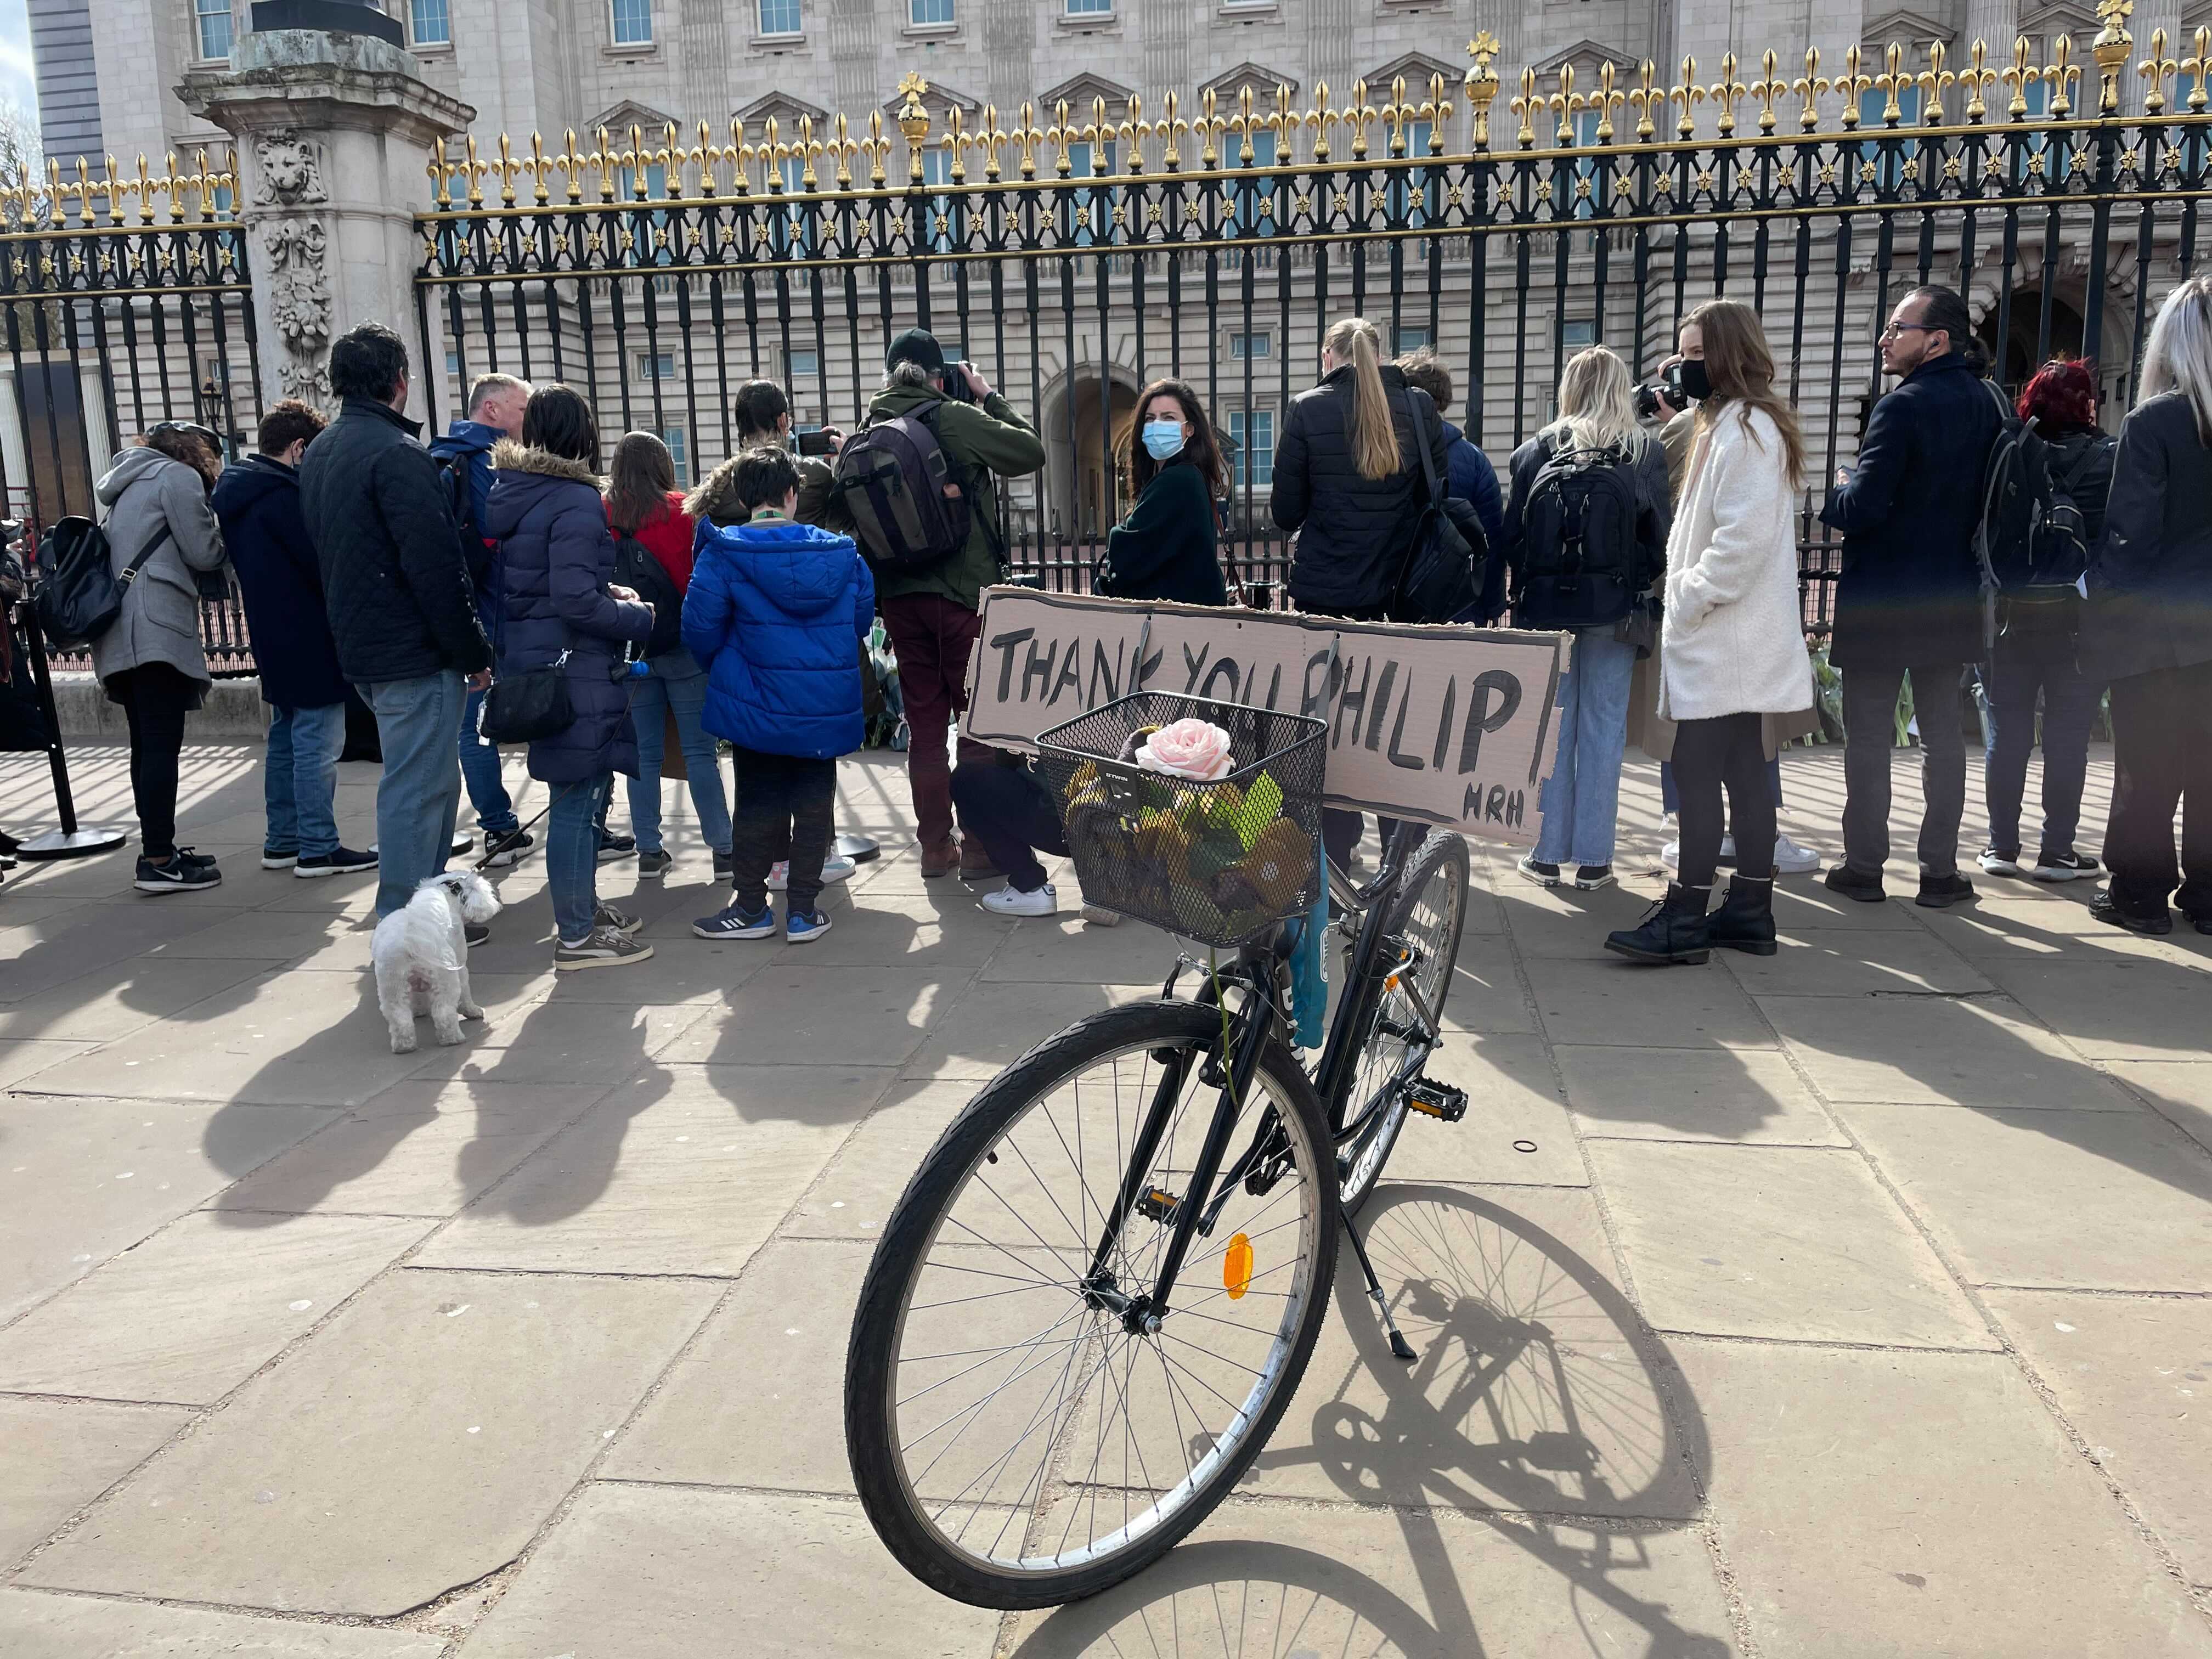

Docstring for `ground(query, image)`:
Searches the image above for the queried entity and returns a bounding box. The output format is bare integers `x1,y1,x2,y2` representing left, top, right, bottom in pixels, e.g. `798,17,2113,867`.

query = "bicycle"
843,693,1472,1609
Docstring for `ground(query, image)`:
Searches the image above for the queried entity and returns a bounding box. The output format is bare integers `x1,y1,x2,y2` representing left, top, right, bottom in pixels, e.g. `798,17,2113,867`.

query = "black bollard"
9,600,128,860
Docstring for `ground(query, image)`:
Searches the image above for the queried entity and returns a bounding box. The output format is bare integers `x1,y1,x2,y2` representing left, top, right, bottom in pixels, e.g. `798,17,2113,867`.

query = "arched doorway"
1042,366,1139,538
1978,288,2086,392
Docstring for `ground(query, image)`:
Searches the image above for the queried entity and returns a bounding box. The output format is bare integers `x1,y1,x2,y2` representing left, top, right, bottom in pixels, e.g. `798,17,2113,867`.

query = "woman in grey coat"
89,426,230,892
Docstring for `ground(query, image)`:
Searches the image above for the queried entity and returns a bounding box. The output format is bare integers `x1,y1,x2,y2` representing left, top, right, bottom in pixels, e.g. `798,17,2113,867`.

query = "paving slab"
0,1400,188,1566
1411,1031,1586,1186
0,1209,427,1404
1766,879,1926,931
900,979,1153,1080
1718,928,1994,996
657,963,952,1068
1438,935,1538,1034
1677,1340,2212,1658
21,1269,719,1617
212,1079,607,1217
1239,1184,1705,1520
413,1064,882,1276
1499,880,1664,958
0,1039,100,1089
0,901,255,1005
0,1590,447,1659
1982,959,2212,1062
980,910,1187,985
1556,1046,1846,1144
778,1079,978,1239
0,956,286,1045
604,1237,870,1492
1586,1141,1991,1347
31,968,459,1108
1918,897,2212,966
149,908,365,963
454,1485,1000,1657
1758,991,2137,1108
1986,1288,2212,1589
1837,1103,2212,1291
0,1096,330,1322
2107,1059,2212,1157
1523,957,1774,1050
1003,1509,1737,1658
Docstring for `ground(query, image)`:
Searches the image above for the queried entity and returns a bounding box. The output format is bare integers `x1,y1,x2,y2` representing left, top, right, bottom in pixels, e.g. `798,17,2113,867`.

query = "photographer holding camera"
855,329,1045,878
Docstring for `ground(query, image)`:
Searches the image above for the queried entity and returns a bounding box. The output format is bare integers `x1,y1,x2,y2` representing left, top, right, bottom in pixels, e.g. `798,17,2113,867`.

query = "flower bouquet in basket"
1054,710,1319,946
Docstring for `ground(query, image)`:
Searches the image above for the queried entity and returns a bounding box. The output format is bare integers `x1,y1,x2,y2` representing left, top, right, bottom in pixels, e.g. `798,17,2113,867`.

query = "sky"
0,0,35,120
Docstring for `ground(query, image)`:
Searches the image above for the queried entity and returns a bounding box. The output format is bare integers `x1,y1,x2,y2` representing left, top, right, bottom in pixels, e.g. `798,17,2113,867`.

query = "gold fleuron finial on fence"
896,72,932,185
2096,0,2137,112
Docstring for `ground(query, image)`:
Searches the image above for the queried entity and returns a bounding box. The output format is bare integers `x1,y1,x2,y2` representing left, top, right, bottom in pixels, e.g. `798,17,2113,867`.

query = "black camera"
940,362,978,404
794,427,840,458
1634,361,1687,422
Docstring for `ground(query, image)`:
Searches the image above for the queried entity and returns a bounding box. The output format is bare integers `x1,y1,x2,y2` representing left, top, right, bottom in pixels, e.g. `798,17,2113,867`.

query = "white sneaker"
982,882,1058,917
1772,833,1821,876
765,856,856,892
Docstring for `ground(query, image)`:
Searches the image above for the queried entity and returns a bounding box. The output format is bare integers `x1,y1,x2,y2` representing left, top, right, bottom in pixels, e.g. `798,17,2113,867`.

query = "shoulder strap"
1983,380,2016,424
116,522,174,587
912,399,1007,566
2050,441,2103,494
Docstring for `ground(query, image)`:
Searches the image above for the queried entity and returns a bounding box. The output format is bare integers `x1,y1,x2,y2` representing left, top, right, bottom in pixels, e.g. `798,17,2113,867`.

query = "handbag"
33,516,174,650
478,648,573,744
1390,402,1487,623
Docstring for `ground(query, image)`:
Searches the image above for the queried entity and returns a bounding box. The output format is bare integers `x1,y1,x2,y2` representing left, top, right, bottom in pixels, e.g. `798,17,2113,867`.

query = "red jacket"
607,491,696,592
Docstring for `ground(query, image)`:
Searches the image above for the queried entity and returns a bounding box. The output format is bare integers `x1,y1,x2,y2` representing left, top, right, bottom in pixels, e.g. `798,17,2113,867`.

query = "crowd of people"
38,275,2210,966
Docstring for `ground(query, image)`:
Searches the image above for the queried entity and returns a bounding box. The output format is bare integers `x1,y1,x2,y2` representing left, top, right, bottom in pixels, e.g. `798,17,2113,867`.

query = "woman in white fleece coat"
1610,299,1815,965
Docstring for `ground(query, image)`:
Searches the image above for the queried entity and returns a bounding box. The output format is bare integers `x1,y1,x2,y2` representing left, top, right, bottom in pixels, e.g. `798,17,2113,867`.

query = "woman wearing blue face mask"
1093,379,1230,607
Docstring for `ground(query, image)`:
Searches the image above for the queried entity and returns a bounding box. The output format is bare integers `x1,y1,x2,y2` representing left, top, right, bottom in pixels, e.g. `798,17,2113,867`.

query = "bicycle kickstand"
1341,1212,1418,1362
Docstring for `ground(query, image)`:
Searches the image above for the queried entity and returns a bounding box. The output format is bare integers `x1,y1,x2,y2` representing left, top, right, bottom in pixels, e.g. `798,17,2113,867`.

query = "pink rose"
1136,718,1234,782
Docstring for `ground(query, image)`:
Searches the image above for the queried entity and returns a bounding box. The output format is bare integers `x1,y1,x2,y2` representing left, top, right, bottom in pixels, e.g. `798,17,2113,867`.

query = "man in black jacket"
1819,285,2002,909
299,323,493,922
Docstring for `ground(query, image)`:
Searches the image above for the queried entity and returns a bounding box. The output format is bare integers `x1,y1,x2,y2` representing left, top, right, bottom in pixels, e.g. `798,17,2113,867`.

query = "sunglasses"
1879,321,1941,341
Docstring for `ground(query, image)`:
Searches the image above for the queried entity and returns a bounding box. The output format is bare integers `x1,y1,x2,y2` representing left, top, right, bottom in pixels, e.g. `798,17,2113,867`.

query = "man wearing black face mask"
1818,284,2004,909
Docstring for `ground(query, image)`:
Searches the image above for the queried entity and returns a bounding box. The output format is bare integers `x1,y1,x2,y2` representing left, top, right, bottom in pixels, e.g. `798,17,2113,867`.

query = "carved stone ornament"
254,131,330,208
253,132,334,400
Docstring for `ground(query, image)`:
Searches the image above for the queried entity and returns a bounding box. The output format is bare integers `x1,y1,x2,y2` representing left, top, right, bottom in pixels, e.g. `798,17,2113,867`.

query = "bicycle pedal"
1407,1077,1468,1122
1133,1187,1182,1224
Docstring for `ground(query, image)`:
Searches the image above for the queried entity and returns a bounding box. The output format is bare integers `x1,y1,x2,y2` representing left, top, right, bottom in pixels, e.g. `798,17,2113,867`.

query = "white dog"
371,871,502,1053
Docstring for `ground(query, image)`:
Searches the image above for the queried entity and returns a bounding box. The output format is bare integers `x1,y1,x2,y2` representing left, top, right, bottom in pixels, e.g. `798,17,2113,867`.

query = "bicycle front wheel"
845,998,1340,1609
1336,828,1471,1215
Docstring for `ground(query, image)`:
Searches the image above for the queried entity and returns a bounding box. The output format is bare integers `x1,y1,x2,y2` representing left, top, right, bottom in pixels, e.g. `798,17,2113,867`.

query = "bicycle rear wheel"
1336,828,1471,1215
845,998,1340,1609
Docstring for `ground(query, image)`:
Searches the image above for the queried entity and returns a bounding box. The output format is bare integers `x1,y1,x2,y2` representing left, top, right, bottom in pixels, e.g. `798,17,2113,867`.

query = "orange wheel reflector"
1385,973,1401,991
1224,1233,1254,1300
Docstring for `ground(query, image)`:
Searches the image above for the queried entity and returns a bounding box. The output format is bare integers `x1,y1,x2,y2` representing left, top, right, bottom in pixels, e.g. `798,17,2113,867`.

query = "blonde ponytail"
1327,317,1401,481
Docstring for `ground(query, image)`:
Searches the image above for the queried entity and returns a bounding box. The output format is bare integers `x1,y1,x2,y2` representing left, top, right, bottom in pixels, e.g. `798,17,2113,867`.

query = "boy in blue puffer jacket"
685,446,874,944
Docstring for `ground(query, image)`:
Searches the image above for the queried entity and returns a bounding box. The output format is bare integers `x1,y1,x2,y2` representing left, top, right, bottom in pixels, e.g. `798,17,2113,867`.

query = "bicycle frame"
1084,819,1441,1330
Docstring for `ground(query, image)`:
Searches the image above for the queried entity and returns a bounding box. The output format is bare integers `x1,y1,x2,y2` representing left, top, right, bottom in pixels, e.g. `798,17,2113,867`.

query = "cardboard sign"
961,588,1568,844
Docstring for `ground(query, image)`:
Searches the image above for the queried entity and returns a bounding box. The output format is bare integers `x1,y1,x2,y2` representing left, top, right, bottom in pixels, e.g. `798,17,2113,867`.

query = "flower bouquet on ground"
1037,692,1326,949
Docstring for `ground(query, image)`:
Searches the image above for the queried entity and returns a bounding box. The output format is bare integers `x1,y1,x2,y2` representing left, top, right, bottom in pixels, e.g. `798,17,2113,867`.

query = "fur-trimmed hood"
684,453,749,528
489,439,601,486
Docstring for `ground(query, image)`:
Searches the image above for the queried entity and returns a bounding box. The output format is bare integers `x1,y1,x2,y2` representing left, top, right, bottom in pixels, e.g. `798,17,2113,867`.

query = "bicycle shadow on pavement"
1140,1181,1727,1659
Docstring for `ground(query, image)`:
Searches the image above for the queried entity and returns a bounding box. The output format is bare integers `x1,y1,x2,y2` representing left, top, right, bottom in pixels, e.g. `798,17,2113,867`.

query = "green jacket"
860,382,1046,611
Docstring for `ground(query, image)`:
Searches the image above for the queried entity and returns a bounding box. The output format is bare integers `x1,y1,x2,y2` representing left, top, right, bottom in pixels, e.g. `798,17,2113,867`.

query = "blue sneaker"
786,907,833,944
693,900,776,941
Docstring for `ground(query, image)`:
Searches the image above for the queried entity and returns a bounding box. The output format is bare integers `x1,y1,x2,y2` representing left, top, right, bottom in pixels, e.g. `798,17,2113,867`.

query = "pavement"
1,738,2209,1658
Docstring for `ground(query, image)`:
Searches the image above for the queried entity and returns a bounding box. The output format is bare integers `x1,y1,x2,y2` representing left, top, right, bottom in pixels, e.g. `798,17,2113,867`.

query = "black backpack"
833,399,1000,575
1511,442,1643,629
1973,390,2104,632
611,533,685,658
32,516,174,650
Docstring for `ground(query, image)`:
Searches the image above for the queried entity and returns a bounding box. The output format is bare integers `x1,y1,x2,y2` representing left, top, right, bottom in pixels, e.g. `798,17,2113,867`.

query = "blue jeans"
1982,607,2101,858
264,702,345,858
361,672,466,918
1661,756,1786,816
547,772,612,943
626,650,731,855
1533,629,1638,868
458,686,519,837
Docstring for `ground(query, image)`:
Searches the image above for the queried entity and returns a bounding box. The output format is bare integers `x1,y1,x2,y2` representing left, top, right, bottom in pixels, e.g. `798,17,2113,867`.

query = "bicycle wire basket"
1036,691,1327,949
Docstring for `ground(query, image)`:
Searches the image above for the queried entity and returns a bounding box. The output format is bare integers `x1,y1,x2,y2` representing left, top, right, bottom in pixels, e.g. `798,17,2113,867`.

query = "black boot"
1708,874,1778,955
1604,883,1712,964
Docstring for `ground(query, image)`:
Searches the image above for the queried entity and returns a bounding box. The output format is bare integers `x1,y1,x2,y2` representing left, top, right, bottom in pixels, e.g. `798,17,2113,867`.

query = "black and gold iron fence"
0,148,263,672
412,9,2212,619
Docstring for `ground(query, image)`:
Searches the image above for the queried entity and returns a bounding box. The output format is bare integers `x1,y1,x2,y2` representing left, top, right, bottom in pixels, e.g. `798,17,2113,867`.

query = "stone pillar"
176,26,473,424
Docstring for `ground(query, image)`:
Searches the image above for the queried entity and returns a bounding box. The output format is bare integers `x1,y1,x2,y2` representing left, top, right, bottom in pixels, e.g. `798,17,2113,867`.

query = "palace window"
910,0,953,22
758,0,802,35
610,0,652,46
409,0,450,47
193,0,232,60
1227,409,1274,489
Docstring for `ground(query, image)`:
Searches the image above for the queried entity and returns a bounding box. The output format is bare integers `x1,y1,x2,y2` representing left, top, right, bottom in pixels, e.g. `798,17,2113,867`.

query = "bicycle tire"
845,997,1341,1610
1335,828,1471,1216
